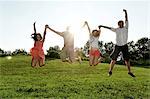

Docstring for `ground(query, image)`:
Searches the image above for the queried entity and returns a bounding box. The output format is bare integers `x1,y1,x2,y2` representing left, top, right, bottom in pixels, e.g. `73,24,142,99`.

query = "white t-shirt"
89,34,99,49
62,30,74,48
110,21,128,46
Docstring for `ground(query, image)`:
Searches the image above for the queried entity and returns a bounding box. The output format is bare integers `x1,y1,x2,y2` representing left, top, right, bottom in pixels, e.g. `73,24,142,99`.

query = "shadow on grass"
16,88,48,93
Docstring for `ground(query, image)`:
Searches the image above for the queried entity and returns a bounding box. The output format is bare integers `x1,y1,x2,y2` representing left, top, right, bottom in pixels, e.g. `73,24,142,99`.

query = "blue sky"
0,0,149,52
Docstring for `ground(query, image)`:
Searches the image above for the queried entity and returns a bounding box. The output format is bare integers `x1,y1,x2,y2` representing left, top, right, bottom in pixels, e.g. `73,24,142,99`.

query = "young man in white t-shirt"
47,26,74,63
99,9,135,77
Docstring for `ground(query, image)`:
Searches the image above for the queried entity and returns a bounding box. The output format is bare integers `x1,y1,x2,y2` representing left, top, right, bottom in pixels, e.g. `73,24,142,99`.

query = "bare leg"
89,55,94,66
108,60,116,76
109,60,116,72
125,60,131,72
60,50,67,62
69,55,74,63
31,58,38,67
125,60,135,77
93,56,100,66
39,58,45,67
69,48,75,63
98,56,104,63
37,58,40,67
78,56,82,64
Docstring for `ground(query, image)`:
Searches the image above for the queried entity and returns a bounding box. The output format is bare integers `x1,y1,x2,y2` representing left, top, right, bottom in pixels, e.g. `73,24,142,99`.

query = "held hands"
45,24,49,28
44,24,49,34
45,25,52,31
84,21,88,24
82,21,88,27
84,21,88,26
98,25,102,29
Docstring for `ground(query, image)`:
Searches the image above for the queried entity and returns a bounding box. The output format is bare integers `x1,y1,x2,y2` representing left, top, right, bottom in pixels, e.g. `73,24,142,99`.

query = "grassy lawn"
0,56,150,99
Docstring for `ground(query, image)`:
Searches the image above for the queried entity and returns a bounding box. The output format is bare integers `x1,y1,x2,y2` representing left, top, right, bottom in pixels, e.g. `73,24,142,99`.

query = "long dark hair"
31,33,37,41
31,33,42,41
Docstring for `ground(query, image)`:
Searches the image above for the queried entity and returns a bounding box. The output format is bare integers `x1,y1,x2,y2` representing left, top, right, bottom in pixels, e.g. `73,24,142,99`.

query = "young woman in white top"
83,21,101,66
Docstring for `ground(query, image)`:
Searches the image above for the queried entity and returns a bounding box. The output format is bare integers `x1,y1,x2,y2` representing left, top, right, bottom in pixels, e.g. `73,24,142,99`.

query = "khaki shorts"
60,47,74,62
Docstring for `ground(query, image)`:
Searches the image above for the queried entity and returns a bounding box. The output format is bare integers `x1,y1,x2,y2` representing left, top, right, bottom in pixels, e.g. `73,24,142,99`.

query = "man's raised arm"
123,9,128,22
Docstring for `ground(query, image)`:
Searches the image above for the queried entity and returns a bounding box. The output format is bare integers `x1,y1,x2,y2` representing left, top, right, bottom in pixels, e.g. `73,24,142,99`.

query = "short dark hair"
92,29,99,33
92,29,100,37
118,20,124,25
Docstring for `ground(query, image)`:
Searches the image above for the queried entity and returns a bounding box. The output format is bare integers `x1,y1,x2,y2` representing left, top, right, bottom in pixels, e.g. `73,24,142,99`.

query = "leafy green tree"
134,37,150,65
12,49,27,55
46,46,61,59
0,48,5,57
83,41,90,57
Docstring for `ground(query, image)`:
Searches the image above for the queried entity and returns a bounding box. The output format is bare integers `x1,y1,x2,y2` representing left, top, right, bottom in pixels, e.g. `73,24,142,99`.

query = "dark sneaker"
94,64,98,66
40,64,45,67
108,71,112,76
128,72,136,77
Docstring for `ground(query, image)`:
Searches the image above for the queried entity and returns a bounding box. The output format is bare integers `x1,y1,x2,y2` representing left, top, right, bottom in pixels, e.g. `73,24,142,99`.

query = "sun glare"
6,56,12,60
64,17,89,48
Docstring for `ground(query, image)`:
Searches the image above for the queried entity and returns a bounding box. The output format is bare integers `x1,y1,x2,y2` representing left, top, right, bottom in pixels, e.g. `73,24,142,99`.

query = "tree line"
83,37,149,66
0,37,149,66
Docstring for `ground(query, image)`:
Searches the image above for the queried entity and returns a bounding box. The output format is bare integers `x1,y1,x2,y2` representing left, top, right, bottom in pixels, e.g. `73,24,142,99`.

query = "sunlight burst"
6,56,12,60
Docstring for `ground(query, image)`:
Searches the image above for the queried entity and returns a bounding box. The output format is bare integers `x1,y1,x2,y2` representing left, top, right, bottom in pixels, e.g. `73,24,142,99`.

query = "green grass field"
0,56,150,99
